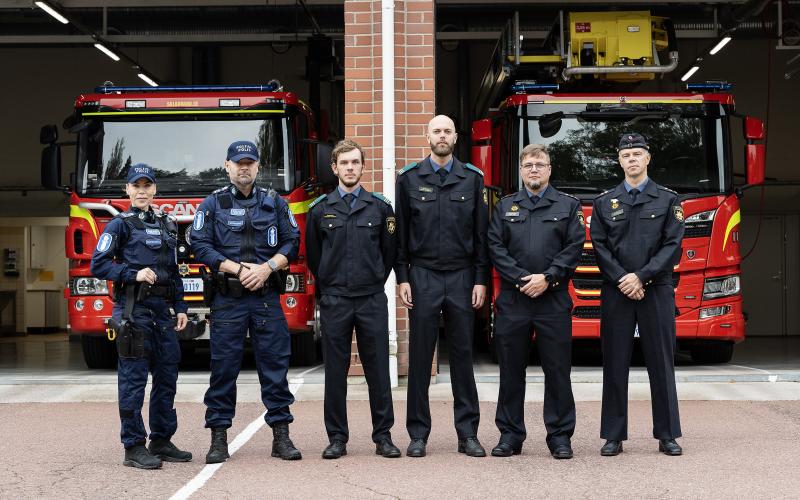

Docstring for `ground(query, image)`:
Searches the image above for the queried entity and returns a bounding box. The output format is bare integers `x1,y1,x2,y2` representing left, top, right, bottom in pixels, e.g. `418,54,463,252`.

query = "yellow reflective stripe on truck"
289,199,313,215
69,204,98,237
723,209,741,251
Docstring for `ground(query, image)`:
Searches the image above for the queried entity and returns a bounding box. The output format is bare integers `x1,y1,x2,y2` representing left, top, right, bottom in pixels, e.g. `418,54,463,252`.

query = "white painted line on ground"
769,375,778,383
168,364,322,500
727,364,773,375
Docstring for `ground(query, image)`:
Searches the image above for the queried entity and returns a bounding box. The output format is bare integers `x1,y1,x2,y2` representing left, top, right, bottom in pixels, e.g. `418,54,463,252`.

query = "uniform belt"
217,274,271,297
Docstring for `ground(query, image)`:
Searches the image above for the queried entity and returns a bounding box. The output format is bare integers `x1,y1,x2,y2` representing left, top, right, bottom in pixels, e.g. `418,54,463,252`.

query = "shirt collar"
624,177,649,193
337,185,362,199
431,158,453,173
230,183,257,200
524,185,549,200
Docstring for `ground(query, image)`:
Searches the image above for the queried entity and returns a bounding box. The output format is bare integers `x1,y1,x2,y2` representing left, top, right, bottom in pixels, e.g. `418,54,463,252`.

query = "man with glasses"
487,143,584,459
590,133,684,457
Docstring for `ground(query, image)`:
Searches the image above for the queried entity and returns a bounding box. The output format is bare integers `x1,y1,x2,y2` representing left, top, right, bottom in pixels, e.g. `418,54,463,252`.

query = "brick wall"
344,0,435,377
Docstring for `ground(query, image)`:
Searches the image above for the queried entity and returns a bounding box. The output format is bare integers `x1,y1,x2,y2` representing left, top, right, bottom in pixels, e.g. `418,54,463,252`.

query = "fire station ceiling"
0,0,786,45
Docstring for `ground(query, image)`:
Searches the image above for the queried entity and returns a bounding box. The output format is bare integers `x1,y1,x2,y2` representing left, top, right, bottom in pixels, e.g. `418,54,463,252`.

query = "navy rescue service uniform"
191,184,300,430
394,156,490,442
305,187,397,445
488,186,585,451
90,207,188,449
590,179,684,442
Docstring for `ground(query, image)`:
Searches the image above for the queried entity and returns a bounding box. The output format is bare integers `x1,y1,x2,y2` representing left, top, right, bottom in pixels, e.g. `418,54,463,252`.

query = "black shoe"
490,442,521,457
659,439,683,456
600,440,623,456
322,440,347,459
271,422,302,460
550,443,573,460
375,439,401,458
123,444,163,470
457,437,487,457
406,439,427,458
149,438,192,462
206,428,230,464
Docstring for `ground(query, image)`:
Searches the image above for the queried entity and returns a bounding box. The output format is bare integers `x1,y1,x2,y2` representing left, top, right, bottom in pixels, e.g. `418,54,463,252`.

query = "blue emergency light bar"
511,82,560,93
686,82,732,92
94,83,280,94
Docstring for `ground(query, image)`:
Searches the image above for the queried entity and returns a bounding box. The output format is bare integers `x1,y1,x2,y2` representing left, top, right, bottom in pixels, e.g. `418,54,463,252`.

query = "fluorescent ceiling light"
681,66,700,82
137,73,159,87
94,43,120,62
709,36,732,55
35,1,69,24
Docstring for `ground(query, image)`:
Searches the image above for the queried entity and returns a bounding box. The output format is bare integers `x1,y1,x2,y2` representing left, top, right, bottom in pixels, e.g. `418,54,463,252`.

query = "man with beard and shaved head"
488,144,584,459
395,115,490,458
306,139,401,459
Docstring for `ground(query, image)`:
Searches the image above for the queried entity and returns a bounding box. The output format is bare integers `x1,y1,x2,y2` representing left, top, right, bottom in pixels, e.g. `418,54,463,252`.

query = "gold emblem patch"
386,216,396,234
511,205,519,212
178,263,190,277
577,211,585,228
482,187,489,206
673,206,684,222
611,199,619,210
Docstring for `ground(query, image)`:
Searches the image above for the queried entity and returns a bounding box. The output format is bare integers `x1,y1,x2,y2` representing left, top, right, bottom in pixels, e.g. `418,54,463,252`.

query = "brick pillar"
344,0,435,377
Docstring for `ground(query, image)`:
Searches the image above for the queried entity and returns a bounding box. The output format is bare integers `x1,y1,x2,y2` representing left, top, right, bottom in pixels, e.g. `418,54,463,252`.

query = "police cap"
618,132,649,151
227,140,259,162
127,163,156,184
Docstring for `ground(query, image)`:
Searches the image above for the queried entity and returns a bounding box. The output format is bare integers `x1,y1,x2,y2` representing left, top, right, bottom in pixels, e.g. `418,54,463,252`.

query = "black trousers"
406,266,480,441
600,283,682,441
321,292,394,443
494,289,575,449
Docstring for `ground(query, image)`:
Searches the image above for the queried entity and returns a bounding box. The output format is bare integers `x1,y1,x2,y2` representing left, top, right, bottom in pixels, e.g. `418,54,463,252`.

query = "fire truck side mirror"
315,142,337,188
40,124,58,144
41,144,62,190
744,116,765,186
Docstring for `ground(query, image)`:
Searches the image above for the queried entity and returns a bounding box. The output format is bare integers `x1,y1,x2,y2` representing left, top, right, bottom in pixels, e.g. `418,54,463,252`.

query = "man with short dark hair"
488,144,584,459
591,132,684,457
306,139,401,459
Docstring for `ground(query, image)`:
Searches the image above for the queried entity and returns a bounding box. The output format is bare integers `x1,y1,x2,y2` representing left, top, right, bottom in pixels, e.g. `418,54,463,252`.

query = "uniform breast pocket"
216,216,245,248
356,217,381,239
320,218,344,233
409,190,437,213
252,218,277,247
503,214,528,241
639,207,667,234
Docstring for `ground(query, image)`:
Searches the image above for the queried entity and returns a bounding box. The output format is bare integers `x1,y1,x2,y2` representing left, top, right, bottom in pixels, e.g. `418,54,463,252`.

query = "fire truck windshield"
517,102,732,196
76,116,298,196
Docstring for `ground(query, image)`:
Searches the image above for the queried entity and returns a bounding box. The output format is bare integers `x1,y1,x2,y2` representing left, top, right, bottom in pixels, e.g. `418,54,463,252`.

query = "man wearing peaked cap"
591,132,685,457
191,139,302,463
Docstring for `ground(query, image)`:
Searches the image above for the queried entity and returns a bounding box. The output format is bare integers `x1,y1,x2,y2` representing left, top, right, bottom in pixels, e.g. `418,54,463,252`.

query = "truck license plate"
182,278,203,293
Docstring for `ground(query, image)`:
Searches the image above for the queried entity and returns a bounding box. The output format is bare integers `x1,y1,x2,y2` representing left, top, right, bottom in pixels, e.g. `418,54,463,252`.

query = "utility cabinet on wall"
28,226,47,270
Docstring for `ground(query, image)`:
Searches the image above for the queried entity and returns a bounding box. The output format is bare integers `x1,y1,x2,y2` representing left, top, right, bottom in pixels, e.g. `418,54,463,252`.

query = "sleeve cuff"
174,302,188,314
395,266,409,283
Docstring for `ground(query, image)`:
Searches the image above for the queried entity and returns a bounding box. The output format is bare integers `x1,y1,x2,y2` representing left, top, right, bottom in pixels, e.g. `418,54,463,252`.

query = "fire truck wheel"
290,331,318,366
690,342,734,364
81,334,118,369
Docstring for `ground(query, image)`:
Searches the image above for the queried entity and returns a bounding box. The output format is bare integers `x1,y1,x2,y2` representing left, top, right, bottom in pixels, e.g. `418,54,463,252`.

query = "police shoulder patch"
464,163,484,177
309,194,327,209
673,205,685,222
372,192,392,206
192,210,206,231
397,162,418,175
287,208,298,228
576,210,586,227
96,232,113,253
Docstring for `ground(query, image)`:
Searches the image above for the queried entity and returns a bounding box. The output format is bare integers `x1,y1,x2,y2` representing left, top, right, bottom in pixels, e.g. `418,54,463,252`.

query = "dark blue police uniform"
90,177,187,453
191,182,300,431
395,156,490,449
305,187,397,452
488,186,585,455
591,169,684,444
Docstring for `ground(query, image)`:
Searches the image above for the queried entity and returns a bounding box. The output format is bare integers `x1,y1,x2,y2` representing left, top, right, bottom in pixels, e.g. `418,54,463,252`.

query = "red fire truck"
40,83,334,368
472,11,766,363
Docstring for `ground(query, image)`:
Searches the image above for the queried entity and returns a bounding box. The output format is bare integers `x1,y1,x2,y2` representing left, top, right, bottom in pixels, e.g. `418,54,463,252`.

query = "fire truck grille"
684,222,713,238
572,306,601,319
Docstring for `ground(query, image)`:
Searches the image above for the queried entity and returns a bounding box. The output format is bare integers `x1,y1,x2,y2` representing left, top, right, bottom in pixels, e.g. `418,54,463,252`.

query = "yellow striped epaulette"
397,162,418,175
372,192,392,205
309,194,327,209
464,163,484,176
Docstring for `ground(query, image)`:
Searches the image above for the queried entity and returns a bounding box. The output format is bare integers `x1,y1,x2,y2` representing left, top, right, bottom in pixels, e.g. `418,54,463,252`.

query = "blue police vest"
115,210,178,282
210,187,282,263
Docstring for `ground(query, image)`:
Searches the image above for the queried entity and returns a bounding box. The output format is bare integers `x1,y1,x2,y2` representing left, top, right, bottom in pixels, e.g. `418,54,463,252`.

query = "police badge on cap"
618,132,649,151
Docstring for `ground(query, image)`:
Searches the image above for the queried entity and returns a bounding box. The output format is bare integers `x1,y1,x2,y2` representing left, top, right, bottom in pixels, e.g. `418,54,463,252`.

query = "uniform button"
651,214,655,218
421,196,426,200
328,223,333,228
553,217,557,221
368,222,372,226
461,196,465,200
612,217,616,221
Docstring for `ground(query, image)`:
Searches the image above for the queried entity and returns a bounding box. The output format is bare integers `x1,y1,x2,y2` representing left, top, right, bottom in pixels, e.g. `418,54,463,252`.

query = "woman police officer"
91,164,192,469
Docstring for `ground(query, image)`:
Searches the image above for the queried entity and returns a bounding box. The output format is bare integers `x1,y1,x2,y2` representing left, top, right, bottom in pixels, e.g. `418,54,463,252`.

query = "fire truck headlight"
703,275,740,300
685,210,716,223
699,305,731,319
75,299,85,311
93,300,104,311
284,274,304,293
73,277,109,295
